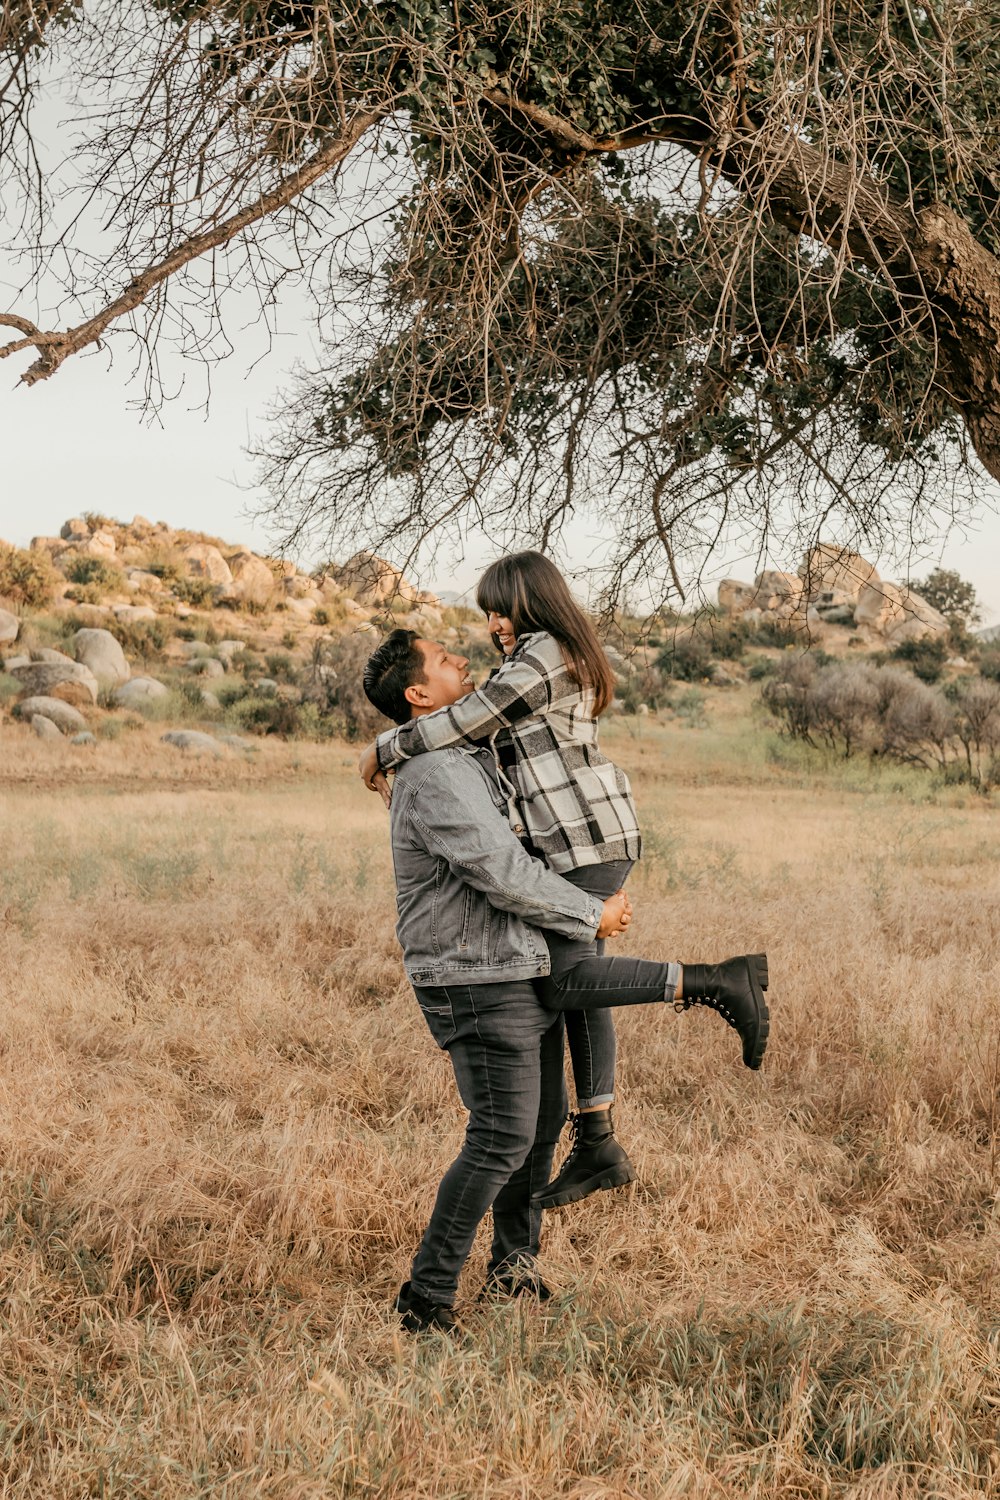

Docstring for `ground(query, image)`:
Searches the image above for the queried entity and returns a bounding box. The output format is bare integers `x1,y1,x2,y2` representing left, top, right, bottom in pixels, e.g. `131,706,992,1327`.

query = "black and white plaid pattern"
375,631,641,873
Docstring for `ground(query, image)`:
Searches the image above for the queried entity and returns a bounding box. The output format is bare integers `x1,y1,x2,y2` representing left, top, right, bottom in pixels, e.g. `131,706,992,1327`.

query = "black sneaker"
395,1280,460,1334
531,1108,638,1209
479,1268,553,1302
678,953,769,1069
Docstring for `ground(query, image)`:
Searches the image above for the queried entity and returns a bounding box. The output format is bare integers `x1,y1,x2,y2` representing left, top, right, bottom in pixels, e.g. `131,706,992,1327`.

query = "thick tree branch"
0,106,384,385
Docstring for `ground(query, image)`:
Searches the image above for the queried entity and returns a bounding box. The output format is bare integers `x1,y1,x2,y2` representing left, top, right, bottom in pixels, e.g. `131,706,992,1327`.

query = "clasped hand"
597,889,633,939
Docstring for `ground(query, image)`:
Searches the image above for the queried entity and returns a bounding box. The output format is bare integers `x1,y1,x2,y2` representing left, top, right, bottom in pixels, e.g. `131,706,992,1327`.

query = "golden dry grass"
1,697,998,1498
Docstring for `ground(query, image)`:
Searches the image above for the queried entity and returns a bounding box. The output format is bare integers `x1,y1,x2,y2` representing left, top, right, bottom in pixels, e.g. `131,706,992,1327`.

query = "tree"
5,3,1000,596
911,567,982,630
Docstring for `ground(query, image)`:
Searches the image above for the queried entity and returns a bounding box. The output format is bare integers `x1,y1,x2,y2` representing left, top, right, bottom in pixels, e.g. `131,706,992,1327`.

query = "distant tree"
911,568,982,630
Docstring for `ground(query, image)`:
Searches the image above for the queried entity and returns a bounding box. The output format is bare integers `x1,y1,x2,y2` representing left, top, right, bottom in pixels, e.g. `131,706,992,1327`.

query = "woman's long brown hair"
476,552,616,716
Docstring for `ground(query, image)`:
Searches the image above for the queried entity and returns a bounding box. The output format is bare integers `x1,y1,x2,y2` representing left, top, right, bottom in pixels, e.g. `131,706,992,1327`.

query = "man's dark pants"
409,980,567,1307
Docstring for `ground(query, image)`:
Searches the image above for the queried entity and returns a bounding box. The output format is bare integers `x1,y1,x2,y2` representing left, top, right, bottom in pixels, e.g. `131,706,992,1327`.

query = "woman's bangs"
475,570,510,618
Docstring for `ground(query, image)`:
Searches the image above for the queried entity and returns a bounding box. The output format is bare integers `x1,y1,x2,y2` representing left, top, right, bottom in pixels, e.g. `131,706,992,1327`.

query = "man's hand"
359,741,392,808
597,889,632,939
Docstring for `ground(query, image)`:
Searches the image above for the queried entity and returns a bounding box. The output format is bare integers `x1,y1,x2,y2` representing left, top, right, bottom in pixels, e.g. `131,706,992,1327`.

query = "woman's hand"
359,741,392,808
596,889,632,939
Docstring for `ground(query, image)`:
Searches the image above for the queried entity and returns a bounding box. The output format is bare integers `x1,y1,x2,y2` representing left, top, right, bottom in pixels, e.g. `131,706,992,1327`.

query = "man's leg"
486,1007,567,1292
406,981,552,1311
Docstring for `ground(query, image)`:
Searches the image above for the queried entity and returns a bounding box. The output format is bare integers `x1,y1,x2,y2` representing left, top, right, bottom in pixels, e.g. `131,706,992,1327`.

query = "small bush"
313,607,330,626
0,546,57,609
889,635,949,684
230,695,302,737
656,635,713,683
173,576,216,608
264,652,298,684
63,556,126,592
0,672,21,703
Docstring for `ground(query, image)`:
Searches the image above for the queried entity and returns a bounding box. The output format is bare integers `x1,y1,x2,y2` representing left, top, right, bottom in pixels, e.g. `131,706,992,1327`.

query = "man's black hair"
363,629,426,725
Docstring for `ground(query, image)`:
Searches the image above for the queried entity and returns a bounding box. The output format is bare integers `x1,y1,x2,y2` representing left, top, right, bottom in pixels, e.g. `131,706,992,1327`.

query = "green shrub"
63,556,125,591
656,635,713,683
172,576,216,608
264,652,298,683
313,607,330,626
889,635,949,684
230,695,302,737
0,673,21,703
0,545,57,609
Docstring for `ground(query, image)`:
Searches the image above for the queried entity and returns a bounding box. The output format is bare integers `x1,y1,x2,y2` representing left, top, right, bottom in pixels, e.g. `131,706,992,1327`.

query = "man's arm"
374,640,554,773
406,756,602,940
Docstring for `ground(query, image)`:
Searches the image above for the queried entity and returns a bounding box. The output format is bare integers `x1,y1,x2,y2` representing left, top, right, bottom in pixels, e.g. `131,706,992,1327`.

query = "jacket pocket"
458,886,473,951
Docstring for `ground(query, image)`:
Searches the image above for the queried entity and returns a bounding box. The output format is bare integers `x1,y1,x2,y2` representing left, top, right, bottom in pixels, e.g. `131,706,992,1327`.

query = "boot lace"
674,993,740,1031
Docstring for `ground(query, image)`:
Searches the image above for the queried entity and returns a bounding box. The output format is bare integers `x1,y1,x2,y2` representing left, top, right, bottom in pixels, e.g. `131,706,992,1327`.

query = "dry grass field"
1,692,998,1498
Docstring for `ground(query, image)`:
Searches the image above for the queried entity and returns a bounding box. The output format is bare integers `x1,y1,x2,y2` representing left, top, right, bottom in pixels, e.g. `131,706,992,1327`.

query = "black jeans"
539,859,681,1016
409,980,567,1306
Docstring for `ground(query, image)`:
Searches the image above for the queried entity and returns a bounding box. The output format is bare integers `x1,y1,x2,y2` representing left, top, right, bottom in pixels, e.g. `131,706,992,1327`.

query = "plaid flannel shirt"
375,630,641,874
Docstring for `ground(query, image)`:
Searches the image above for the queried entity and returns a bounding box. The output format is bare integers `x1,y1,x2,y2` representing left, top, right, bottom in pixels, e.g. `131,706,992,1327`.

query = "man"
362,630,769,1333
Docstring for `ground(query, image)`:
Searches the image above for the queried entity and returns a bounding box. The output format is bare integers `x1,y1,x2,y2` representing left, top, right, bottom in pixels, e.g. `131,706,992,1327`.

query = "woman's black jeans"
540,859,681,1105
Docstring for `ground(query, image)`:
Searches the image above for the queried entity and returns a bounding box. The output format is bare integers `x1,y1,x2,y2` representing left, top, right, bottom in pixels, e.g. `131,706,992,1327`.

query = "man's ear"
404,681,432,710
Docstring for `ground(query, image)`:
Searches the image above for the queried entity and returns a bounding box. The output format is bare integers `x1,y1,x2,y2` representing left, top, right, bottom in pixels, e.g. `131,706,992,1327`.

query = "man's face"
408,639,474,713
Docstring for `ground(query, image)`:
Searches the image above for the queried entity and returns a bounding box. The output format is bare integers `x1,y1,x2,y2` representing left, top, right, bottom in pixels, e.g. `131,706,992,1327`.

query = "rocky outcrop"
717,545,950,644
333,550,439,608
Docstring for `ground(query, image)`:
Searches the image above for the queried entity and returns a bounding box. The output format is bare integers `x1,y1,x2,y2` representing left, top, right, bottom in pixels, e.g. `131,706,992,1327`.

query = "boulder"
161,730,223,757
883,589,949,645
48,680,98,709
333,550,422,605
10,660,98,703
200,689,221,709
215,639,247,661
70,732,97,747
854,582,949,643
0,608,19,644
125,570,165,592
254,677,278,695
130,515,155,535
31,714,63,740
284,574,321,600
753,571,805,611
82,530,117,559
276,560,297,579
188,655,225,678
60,518,90,542
32,647,76,664
30,536,64,555
812,589,857,624
220,550,274,608
73,627,130,686
283,597,316,620
717,579,758,614
3,654,29,671
14,696,87,732
112,605,158,623
182,543,232,588
799,545,880,601
112,676,169,709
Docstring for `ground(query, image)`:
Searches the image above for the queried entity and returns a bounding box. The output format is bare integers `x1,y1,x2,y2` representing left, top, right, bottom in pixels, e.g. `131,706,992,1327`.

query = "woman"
360,552,766,1207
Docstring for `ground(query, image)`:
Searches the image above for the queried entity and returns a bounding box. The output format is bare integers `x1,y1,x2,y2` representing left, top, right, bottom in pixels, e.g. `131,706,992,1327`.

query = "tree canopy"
4,2,1000,596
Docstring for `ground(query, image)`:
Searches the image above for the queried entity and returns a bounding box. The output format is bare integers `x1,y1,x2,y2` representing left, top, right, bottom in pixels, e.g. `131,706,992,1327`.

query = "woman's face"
485,611,516,654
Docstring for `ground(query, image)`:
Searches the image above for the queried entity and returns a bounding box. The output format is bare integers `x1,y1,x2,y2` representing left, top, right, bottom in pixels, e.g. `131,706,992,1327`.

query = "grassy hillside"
0,704,998,1497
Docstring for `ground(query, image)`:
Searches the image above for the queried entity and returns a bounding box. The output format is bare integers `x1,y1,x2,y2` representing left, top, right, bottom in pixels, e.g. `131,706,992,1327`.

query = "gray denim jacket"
389,745,602,987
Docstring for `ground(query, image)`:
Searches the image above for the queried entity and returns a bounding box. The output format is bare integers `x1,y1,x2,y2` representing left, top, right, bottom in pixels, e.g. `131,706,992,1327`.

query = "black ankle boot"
395,1280,460,1334
678,953,770,1069
531,1107,638,1209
